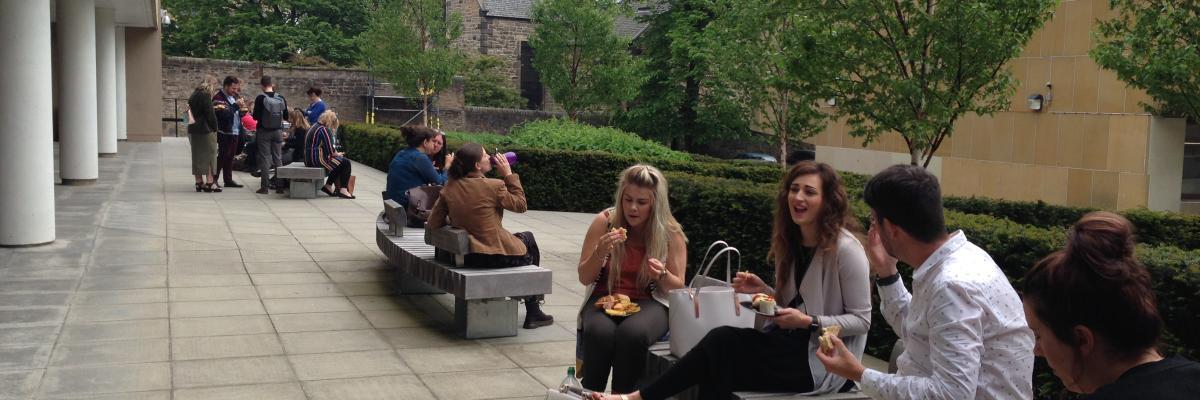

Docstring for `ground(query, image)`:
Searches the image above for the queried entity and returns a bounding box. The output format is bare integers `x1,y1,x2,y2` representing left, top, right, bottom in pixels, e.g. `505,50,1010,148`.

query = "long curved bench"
375,212,553,338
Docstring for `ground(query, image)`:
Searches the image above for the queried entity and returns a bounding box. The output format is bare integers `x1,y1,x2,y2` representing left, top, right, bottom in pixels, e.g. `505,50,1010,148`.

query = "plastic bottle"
560,366,582,392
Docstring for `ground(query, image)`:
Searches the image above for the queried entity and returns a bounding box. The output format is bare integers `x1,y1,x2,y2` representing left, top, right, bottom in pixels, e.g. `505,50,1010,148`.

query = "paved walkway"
0,138,595,399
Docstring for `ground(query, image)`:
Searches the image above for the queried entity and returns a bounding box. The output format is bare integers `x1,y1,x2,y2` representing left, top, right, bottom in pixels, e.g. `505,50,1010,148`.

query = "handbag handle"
687,246,743,318
689,246,741,289
696,241,729,274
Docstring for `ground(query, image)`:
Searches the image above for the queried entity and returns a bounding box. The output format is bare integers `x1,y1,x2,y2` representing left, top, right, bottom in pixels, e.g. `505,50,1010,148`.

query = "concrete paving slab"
168,286,259,302
397,345,517,374
262,297,357,314
279,329,391,354
244,261,322,274
270,312,372,333
0,344,52,370
172,356,295,388
173,382,307,400
256,284,343,299
288,350,411,381
249,273,330,285
169,300,265,318
421,369,547,400
49,338,169,367
170,315,275,338
301,375,435,400
59,319,169,343
0,369,43,399
39,362,171,396
172,333,284,360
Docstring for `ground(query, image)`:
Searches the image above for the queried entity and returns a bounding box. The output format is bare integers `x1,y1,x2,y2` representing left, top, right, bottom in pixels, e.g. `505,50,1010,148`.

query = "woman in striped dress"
303,110,355,199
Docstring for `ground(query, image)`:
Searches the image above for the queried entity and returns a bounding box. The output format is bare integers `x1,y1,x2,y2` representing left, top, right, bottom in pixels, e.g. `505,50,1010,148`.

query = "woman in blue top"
386,125,454,206
303,87,326,126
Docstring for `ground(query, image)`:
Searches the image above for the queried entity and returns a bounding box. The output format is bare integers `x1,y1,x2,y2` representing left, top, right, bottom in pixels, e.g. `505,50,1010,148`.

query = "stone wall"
449,0,484,54
161,56,394,136
479,17,536,89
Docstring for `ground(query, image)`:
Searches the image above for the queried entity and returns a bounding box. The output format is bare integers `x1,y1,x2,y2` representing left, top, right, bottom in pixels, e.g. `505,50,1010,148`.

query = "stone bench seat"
276,165,326,199
375,213,552,338
644,341,898,400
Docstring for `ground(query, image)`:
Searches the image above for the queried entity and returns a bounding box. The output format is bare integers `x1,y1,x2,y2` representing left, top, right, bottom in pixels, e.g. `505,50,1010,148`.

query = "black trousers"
581,296,669,393
215,134,240,184
640,326,814,400
463,232,540,268
325,160,352,189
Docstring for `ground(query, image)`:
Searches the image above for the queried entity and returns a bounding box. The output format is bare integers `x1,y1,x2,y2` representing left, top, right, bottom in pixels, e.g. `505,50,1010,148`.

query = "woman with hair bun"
1022,211,1200,399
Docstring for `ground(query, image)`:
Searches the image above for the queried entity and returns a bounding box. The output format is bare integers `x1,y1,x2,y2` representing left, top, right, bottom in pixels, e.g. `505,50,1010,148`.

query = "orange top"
594,241,650,300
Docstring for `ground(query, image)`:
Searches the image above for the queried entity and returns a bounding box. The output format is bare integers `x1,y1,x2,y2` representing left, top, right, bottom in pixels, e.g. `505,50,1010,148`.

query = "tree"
616,0,748,151
820,0,1057,167
1092,0,1199,120
530,0,642,119
360,0,466,126
707,0,836,164
162,0,369,67
464,56,526,109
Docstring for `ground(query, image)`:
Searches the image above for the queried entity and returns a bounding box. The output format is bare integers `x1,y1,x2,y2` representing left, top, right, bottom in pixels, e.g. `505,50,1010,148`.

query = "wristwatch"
809,316,821,331
878,273,901,286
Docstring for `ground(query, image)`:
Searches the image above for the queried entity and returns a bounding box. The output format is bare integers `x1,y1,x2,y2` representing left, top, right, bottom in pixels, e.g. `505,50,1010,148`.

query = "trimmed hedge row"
341,122,1200,398
834,176,1200,251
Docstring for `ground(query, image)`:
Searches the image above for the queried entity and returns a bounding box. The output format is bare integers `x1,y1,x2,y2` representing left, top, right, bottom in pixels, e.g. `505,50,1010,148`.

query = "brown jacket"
427,174,528,256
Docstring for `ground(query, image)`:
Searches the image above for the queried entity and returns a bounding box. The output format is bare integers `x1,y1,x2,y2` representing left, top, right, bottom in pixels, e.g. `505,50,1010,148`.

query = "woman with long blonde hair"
303,110,353,198
577,164,687,393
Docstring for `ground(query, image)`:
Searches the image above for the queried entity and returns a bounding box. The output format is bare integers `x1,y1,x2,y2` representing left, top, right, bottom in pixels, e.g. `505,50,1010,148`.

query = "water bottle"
559,366,584,395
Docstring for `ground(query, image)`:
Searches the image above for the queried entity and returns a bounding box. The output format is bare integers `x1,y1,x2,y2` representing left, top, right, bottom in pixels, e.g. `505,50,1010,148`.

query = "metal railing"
162,97,186,137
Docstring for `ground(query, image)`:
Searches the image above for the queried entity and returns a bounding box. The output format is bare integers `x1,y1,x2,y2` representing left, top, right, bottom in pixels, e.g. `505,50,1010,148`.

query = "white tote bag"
668,241,755,357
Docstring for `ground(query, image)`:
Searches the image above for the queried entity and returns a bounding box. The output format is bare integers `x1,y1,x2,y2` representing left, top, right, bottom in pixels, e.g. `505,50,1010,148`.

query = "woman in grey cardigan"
593,161,871,400
187,75,220,192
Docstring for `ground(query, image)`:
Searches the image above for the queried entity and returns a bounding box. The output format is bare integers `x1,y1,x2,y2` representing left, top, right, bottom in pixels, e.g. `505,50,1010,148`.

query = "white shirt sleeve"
861,281,986,400
877,278,912,339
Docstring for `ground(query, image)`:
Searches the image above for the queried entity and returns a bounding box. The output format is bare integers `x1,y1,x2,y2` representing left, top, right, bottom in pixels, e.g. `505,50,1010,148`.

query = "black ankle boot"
523,296,554,329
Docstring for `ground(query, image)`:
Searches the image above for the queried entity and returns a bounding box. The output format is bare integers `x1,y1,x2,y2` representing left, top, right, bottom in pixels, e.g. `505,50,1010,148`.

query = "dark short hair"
222,76,240,87
1023,212,1162,359
862,164,945,242
400,125,438,148
260,76,273,86
306,87,322,96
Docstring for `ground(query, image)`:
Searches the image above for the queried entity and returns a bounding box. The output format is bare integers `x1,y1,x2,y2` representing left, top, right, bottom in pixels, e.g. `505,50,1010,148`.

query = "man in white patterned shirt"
817,164,1034,399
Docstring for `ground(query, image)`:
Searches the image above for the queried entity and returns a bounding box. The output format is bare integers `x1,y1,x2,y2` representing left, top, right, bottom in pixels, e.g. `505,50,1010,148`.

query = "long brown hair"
447,143,485,180
1023,212,1162,360
769,161,857,287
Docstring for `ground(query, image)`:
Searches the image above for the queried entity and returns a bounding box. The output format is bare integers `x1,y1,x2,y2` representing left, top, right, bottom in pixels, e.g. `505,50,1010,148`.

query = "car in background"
734,152,778,163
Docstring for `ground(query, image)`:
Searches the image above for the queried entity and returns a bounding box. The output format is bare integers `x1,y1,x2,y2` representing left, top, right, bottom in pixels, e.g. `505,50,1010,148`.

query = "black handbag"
405,185,443,228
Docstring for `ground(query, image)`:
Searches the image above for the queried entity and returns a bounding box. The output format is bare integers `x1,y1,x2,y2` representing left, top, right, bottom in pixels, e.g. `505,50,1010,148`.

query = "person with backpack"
252,75,288,194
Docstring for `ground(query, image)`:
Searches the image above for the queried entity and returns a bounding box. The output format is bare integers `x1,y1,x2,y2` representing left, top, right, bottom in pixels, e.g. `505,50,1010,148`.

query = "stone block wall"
162,56,396,135
478,17,535,89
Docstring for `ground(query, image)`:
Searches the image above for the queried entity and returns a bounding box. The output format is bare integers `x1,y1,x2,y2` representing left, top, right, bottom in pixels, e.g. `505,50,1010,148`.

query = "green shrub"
508,119,693,162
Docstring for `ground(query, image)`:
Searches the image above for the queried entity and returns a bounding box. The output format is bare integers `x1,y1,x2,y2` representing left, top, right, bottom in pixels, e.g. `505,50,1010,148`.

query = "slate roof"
479,0,656,39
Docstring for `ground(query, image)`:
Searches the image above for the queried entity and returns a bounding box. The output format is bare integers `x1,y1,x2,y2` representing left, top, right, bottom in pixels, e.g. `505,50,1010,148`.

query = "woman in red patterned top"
576,164,687,393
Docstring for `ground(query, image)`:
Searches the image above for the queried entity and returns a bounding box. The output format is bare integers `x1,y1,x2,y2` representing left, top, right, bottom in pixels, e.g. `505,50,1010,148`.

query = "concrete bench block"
287,179,321,199
383,200,406,236
276,165,326,179
455,297,518,339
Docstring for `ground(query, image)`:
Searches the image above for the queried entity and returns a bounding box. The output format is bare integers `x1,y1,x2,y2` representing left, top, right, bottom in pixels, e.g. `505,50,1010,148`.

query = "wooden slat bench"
375,213,553,338
276,165,325,199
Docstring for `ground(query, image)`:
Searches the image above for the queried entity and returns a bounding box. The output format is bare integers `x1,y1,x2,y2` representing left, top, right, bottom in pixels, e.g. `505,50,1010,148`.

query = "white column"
57,0,98,184
0,0,55,246
96,8,117,156
115,26,127,140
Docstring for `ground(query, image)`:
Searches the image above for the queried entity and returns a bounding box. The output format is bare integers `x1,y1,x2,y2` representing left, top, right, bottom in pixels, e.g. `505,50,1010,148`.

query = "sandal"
336,191,356,199
208,183,222,193
196,183,207,192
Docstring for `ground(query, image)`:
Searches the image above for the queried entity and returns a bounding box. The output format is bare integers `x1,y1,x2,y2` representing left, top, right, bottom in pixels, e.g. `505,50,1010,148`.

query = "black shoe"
275,187,285,194
224,181,244,188
523,311,554,329
255,188,269,194
251,170,262,178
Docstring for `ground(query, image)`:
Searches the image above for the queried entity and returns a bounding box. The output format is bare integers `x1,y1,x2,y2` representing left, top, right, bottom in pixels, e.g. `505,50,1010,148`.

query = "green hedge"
838,173,1200,251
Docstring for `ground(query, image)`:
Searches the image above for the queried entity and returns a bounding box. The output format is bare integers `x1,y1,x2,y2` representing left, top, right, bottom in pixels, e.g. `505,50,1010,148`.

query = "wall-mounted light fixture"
1027,94,1045,112
1028,82,1053,112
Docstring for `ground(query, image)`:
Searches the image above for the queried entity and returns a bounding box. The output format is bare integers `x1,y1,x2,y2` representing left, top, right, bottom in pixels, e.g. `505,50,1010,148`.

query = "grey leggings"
580,296,668,392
